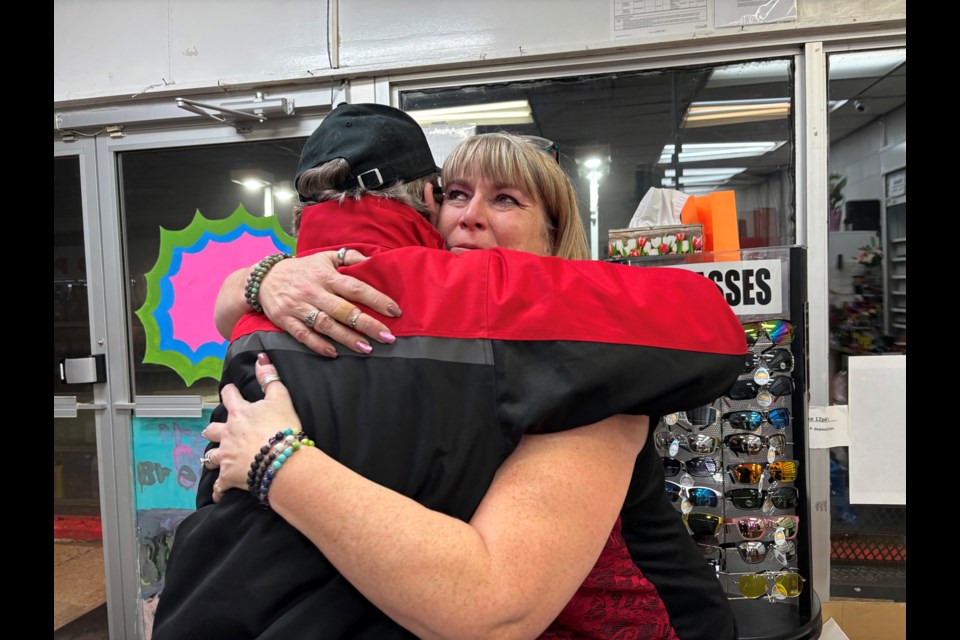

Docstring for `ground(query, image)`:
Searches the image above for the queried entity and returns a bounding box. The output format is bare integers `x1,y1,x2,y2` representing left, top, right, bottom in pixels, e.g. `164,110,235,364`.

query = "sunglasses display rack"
617,246,819,639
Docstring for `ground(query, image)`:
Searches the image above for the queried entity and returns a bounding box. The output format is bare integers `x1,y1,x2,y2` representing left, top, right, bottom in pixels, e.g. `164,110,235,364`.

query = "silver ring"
260,373,282,392
336,247,348,267
347,309,362,330
304,309,320,329
200,456,212,467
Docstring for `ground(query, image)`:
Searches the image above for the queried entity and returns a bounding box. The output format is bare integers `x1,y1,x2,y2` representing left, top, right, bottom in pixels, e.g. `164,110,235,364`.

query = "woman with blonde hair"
158,110,742,640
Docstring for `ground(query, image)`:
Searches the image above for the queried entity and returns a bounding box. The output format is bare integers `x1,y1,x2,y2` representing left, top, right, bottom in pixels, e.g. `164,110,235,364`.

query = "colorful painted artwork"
132,411,213,510
135,205,295,385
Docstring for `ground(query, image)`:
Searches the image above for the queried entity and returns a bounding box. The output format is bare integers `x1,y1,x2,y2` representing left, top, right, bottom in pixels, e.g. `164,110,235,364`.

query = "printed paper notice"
612,0,710,39
808,405,850,449
847,355,906,505
715,0,797,28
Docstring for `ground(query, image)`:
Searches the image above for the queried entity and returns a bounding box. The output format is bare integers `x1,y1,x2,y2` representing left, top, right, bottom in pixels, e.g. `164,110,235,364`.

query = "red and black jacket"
153,197,745,640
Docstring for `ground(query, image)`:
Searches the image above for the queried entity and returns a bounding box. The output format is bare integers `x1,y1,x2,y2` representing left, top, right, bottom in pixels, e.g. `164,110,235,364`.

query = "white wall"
830,104,906,204
54,0,906,106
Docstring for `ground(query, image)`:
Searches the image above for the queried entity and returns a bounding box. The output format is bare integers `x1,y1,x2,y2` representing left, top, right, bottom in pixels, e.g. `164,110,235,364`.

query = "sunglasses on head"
655,431,720,456
522,135,561,164
723,433,787,457
665,481,722,508
742,320,795,347
662,456,720,478
731,540,798,566
742,347,795,375
725,487,799,510
725,375,795,401
722,409,791,431
728,515,801,541
727,460,799,484
729,570,806,601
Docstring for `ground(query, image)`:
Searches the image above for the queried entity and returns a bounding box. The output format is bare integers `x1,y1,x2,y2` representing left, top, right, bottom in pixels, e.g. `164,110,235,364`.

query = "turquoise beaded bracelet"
245,253,292,313
250,428,315,507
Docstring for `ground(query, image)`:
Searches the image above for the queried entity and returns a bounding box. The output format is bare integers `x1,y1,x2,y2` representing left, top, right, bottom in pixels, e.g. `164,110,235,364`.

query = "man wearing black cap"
153,103,743,640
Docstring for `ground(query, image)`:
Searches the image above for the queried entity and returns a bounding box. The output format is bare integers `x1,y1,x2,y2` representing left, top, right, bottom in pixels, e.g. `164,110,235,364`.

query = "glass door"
54,145,110,635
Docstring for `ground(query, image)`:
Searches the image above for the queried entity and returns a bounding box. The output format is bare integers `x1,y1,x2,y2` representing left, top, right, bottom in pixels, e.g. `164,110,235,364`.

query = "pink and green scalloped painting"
135,205,295,386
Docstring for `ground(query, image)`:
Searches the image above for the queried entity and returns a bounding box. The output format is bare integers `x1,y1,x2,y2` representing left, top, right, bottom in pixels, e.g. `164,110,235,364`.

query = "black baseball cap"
295,102,440,195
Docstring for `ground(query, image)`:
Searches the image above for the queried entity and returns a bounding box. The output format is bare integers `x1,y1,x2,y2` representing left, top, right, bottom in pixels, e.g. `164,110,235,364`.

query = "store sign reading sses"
671,260,782,316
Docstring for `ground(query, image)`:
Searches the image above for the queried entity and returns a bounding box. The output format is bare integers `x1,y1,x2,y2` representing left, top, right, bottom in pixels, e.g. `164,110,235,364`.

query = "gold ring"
213,480,224,494
331,300,359,325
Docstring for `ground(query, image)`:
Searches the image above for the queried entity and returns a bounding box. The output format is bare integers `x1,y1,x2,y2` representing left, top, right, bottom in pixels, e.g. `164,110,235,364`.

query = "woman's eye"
446,189,468,202
494,194,521,206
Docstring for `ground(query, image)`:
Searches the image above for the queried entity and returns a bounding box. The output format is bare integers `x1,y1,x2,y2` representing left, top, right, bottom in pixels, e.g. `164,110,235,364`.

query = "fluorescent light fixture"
684,98,790,128
406,100,533,126
661,167,747,188
658,141,785,164
230,169,274,191
273,187,295,202
706,60,792,87
829,49,905,80
583,157,603,169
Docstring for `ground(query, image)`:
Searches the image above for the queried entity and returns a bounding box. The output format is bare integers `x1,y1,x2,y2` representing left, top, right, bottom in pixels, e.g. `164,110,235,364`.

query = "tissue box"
607,224,704,259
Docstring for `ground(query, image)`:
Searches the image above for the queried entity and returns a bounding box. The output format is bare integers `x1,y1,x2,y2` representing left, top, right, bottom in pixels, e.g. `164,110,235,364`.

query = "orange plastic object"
681,191,741,254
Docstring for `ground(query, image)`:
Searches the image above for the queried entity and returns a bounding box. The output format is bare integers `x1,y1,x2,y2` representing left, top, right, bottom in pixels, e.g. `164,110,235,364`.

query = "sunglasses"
742,320,795,347
728,515,801,541
742,347,795,375
679,405,719,429
665,481,722,508
729,571,806,601
727,460,799,484
732,540,798,566
725,487,799,510
692,534,722,559
522,135,562,163
655,431,720,456
684,511,725,536
725,375,795,401
662,456,720,478
723,433,787,457
722,409,791,431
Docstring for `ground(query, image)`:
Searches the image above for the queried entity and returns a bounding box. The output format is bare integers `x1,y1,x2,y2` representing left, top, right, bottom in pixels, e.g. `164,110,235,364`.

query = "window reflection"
826,47,906,602
400,59,795,259
119,139,306,400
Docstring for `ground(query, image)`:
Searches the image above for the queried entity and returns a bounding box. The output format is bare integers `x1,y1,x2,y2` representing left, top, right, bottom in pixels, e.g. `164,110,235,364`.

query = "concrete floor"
54,540,106,633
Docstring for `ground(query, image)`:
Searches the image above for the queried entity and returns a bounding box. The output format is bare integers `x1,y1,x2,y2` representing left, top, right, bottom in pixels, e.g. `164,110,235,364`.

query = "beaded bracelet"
247,428,315,507
244,253,292,313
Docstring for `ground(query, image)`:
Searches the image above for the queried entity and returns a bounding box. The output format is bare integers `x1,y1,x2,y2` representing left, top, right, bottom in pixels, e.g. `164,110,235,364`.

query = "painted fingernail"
386,303,403,318
379,331,396,344
323,347,338,358
356,341,373,354
257,352,272,365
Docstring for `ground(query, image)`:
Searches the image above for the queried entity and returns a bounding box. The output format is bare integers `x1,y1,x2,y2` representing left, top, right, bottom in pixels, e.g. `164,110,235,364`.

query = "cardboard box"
607,224,703,259
820,599,906,640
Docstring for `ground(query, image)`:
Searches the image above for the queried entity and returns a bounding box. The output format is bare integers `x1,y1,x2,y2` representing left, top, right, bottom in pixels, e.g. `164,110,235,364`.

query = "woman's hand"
214,249,403,358
203,353,304,501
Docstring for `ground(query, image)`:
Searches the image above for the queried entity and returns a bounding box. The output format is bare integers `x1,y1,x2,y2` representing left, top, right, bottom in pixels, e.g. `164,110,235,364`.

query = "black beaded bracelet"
247,429,315,507
244,253,292,313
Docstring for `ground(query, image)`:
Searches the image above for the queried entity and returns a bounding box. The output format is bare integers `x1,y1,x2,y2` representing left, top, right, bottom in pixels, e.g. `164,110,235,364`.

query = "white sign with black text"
669,259,782,316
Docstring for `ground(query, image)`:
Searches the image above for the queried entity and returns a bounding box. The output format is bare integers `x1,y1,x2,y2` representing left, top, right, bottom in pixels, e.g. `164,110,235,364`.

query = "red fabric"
541,518,680,640
234,199,747,358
